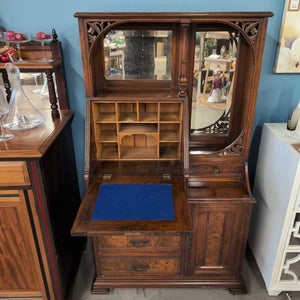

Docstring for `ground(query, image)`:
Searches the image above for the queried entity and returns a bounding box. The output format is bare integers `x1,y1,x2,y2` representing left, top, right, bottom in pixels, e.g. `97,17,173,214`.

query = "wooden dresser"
0,109,85,300
71,12,272,294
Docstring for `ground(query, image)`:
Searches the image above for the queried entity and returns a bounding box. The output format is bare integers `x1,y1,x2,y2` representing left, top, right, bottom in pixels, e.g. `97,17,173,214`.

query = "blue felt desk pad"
91,184,175,221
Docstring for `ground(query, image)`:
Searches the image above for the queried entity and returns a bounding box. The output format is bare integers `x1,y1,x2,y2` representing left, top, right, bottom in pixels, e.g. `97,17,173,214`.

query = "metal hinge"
162,173,171,180
103,174,112,181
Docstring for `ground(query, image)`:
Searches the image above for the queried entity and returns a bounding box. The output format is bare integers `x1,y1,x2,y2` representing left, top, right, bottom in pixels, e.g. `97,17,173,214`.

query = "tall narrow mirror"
191,31,238,136
104,30,172,80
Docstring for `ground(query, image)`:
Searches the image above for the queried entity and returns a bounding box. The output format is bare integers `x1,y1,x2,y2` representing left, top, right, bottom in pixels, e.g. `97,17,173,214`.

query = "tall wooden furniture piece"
72,12,272,294
0,39,84,299
249,124,300,296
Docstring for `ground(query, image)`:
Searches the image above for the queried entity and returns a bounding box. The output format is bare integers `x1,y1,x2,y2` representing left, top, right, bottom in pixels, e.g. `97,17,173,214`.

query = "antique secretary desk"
72,12,272,294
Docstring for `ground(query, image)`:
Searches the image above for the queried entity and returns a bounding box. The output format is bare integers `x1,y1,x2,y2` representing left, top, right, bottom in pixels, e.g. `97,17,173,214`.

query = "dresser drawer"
100,257,180,276
0,161,30,186
97,235,181,249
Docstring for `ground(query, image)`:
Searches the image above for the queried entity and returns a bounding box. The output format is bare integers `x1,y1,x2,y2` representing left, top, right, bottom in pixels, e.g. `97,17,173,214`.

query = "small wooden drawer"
0,161,30,186
97,235,181,249
196,164,243,177
100,257,180,276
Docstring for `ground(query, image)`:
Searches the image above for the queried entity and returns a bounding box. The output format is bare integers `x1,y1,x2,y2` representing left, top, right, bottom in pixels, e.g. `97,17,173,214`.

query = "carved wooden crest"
234,21,260,46
218,137,244,155
87,21,116,46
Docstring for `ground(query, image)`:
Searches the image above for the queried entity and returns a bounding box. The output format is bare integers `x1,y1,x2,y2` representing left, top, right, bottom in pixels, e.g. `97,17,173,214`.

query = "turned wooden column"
45,70,60,119
178,22,190,97
1,70,11,102
50,29,69,109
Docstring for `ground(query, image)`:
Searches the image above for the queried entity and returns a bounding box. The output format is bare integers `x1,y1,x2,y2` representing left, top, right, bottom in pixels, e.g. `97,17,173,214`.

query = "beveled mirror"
191,31,238,136
104,30,172,80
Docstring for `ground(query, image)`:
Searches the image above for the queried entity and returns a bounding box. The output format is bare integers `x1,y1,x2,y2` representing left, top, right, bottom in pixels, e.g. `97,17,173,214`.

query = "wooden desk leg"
1,70,11,102
45,70,60,119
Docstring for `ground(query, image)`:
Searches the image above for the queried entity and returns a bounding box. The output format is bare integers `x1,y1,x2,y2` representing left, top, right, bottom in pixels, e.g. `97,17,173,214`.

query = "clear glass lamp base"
0,133,14,142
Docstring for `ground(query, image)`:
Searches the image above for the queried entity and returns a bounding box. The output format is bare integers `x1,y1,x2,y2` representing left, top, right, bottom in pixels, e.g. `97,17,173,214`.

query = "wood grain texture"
100,258,180,275
0,161,30,186
98,235,181,249
0,191,45,298
190,201,252,278
0,109,73,158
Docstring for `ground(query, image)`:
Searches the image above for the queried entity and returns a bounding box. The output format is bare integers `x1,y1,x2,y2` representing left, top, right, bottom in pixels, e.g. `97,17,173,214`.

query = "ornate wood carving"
191,110,230,135
218,137,244,155
87,21,116,46
234,21,260,46
178,22,190,97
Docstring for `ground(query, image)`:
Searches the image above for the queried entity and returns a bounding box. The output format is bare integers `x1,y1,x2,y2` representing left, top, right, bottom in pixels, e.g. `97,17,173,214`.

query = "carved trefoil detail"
192,110,230,135
234,21,259,46
218,138,244,155
87,21,115,46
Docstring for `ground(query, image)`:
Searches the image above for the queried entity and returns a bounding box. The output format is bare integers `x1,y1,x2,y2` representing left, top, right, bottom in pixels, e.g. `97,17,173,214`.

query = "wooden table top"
0,59,61,70
0,109,73,159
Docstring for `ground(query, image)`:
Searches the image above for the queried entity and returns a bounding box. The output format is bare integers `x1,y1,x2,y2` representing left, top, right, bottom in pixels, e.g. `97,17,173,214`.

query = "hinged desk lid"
71,176,191,236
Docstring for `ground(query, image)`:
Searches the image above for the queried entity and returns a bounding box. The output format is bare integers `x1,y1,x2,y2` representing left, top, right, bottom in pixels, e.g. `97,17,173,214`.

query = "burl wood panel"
100,258,180,275
98,235,181,249
190,202,245,277
0,191,45,298
205,212,226,266
0,161,30,186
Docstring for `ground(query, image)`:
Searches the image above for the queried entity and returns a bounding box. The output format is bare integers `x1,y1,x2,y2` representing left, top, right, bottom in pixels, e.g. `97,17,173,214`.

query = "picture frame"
273,0,300,73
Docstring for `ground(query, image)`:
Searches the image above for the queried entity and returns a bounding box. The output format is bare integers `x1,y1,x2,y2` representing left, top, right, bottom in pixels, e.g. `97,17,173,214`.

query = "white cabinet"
249,123,300,296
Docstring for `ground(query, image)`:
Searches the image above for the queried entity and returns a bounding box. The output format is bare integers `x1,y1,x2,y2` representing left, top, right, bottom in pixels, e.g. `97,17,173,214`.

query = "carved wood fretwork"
87,21,116,46
191,110,230,135
218,137,244,155
234,21,260,46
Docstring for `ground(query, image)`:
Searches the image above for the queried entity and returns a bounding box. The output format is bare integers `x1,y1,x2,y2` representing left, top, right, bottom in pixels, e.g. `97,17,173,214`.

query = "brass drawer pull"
129,239,150,247
130,263,149,272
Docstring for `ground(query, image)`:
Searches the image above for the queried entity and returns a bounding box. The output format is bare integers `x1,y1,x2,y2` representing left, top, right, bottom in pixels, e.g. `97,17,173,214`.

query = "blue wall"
1,1,299,193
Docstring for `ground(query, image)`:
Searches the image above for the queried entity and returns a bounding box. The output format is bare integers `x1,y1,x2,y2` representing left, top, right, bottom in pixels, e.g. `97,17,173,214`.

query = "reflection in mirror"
191,31,238,135
104,30,172,80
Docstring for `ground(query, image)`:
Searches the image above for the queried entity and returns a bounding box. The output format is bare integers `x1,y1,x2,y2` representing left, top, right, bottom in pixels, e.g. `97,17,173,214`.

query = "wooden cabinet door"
189,201,252,278
0,190,46,299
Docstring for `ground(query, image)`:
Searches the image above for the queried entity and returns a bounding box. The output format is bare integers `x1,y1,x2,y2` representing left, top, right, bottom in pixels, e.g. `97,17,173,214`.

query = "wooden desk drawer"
97,235,181,249
100,257,180,276
195,164,243,177
0,161,30,186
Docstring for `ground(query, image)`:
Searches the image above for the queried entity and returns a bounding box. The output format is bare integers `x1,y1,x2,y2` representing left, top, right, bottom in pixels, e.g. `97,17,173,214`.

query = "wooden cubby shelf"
95,123,117,142
118,103,137,122
139,103,158,122
159,143,180,160
93,103,116,123
97,142,118,159
160,103,182,122
119,123,158,133
160,123,180,142
92,101,182,160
